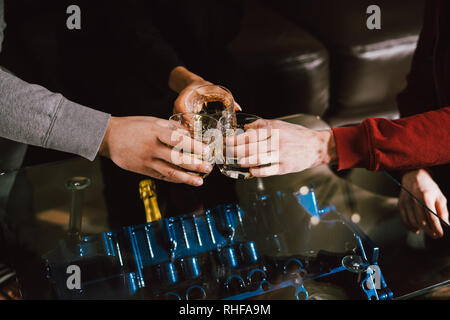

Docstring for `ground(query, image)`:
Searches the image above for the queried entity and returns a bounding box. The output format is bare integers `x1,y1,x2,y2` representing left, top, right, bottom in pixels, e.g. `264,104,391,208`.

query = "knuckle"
422,190,434,202
163,176,178,183
153,172,165,180
408,215,418,226
192,163,204,172
166,169,177,178
144,158,156,169
255,118,266,126
171,133,183,145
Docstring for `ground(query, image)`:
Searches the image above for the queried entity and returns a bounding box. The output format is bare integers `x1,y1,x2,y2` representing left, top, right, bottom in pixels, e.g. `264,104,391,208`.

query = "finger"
436,196,449,226
159,129,208,155
422,198,444,238
399,197,417,232
173,100,187,114
226,137,276,158
150,159,204,186
411,199,430,232
413,200,432,235
244,118,271,130
138,167,167,181
153,117,172,128
250,163,281,177
403,199,420,233
238,152,279,168
225,127,272,146
416,193,442,238
226,141,259,158
156,144,213,174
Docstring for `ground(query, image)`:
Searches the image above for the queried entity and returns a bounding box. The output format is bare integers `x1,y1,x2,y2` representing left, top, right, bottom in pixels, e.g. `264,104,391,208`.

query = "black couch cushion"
229,0,330,118
265,0,425,125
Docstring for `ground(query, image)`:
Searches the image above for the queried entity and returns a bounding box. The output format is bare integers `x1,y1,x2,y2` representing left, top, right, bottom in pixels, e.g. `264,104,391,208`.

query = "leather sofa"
231,0,425,125
229,0,425,196
229,0,330,119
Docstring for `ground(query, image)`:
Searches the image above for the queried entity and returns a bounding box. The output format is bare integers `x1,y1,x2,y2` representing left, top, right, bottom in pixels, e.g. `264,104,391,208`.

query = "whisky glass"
184,84,235,119
169,113,219,179
217,112,261,180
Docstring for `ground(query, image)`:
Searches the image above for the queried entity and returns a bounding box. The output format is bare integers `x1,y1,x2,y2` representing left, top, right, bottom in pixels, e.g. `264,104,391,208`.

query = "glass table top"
0,114,448,300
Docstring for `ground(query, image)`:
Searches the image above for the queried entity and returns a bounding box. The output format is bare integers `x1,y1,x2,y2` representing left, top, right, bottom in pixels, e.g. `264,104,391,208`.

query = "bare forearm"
168,66,205,93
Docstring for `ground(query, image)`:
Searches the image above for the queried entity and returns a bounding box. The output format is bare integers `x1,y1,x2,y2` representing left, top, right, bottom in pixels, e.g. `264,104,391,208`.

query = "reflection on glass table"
0,114,448,300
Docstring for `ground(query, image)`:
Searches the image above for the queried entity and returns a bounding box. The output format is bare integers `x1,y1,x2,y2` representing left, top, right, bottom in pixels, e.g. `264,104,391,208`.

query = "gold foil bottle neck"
139,179,162,223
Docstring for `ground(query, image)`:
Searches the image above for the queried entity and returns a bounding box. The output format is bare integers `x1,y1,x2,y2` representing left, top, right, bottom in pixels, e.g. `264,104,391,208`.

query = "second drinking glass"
217,112,262,180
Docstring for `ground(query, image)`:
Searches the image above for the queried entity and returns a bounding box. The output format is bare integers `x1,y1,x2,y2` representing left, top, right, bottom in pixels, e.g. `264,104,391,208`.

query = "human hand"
170,66,241,114
173,78,213,114
225,119,336,177
399,169,449,238
98,116,213,186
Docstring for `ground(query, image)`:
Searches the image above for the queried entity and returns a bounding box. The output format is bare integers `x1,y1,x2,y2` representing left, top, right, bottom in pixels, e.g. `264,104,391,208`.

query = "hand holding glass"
185,84,236,119
169,113,218,179
218,113,263,180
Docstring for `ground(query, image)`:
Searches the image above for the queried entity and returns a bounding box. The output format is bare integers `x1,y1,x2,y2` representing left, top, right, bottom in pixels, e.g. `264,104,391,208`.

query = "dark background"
0,0,426,224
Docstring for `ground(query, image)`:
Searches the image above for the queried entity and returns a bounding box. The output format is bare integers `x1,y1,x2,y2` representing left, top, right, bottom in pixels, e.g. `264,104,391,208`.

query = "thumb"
245,118,270,130
173,95,188,114
436,197,449,225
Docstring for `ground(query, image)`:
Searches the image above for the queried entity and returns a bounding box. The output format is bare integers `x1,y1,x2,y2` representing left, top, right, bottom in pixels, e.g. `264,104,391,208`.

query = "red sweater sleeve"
332,107,450,171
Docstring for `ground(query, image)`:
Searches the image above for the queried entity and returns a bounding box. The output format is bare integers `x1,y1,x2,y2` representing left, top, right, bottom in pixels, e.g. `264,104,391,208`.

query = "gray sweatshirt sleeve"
0,68,111,161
